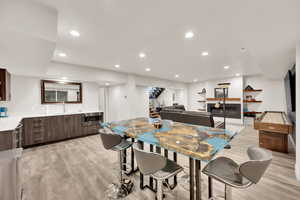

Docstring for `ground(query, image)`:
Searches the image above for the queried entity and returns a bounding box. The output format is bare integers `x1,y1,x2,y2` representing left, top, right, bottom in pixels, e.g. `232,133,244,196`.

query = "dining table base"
189,158,202,200
123,138,139,176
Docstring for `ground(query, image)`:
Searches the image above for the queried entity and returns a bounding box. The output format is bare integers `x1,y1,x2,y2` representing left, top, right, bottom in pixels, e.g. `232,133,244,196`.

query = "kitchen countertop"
0,117,23,132
0,111,103,132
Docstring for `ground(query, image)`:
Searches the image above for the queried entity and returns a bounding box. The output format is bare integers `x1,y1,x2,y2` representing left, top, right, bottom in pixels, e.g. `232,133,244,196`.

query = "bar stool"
133,144,183,200
99,128,134,199
202,146,272,200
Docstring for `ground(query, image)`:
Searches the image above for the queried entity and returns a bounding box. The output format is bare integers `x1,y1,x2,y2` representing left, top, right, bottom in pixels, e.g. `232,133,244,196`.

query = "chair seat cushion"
202,157,251,187
152,159,183,180
111,140,132,151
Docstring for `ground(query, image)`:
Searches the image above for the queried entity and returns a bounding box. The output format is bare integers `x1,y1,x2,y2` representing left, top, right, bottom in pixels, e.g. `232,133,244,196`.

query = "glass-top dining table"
102,117,237,200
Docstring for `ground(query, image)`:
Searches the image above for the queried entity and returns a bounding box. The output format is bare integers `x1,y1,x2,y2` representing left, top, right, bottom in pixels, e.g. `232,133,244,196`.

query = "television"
284,64,296,143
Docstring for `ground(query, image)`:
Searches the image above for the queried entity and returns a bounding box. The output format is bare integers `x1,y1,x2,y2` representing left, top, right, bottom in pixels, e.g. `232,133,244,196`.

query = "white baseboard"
296,163,300,181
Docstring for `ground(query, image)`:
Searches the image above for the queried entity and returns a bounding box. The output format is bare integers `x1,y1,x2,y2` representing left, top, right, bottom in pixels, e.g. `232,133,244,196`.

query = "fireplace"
207,103,241,119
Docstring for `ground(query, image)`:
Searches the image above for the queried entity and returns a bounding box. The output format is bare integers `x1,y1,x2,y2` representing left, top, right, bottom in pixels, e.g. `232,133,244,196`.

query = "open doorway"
148,87,185,118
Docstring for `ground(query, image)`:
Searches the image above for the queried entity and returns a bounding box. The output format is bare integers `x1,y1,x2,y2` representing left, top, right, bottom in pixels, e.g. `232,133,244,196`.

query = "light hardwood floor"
21,126,300,200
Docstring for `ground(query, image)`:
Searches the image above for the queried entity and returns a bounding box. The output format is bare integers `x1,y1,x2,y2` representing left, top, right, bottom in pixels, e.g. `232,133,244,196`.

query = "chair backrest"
99,128,122,150
239,146,272,184
133,145,167,175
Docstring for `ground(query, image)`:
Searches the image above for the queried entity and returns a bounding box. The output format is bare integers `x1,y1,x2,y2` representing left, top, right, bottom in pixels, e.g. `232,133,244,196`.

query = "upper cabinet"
41,80,82,104
0,68,11,101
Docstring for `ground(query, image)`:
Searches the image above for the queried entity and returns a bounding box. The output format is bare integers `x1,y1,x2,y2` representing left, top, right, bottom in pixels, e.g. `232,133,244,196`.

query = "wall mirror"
41,80,82,104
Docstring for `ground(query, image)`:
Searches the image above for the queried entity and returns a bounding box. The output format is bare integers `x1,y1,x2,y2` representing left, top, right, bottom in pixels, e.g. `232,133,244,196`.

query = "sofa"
160,105,224,128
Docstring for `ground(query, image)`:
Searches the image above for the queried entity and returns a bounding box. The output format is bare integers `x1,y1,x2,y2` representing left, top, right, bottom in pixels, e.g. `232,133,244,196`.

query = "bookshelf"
243,87,263,118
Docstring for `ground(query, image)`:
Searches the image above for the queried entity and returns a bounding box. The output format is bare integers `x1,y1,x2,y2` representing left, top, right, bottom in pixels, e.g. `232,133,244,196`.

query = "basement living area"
0,1,299,200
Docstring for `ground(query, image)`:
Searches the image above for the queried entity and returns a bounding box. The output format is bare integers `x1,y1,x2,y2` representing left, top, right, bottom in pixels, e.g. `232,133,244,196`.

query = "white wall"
175,89,188,106
134,86,150,119
0,75,100,116
106,84,130,121
244,76,286,112
188,76,243,124
157,89,175,107
188,82,206,111
188,75,287,125
156,88,187,107
205,77,243,100
188,77,243,110
106,79,150,122
188,75,286,113
45,61,187,121
98,87,106,112
106,74,189,122
296,44,300,180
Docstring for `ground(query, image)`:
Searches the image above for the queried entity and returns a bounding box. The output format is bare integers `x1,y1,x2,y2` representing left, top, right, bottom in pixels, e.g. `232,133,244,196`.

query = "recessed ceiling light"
185,31,194,39
236,73,241,76
58,52,67,57
105,82,110,86
193,79,198,82
201,52,209,56
175,74,180,78
70,30,80,37
145,68,151,72
115,64,120,68
61,77,68,80
139,52,146,58
224,65,230,70
240,47,247,52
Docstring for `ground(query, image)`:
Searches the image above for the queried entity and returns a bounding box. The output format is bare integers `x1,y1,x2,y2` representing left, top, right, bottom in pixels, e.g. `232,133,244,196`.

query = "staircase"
149,87,165,99
149,87,165,118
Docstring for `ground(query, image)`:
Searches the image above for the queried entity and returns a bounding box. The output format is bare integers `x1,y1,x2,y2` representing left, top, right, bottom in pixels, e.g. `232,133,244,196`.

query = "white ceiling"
3,0,300,82
0,0,57,76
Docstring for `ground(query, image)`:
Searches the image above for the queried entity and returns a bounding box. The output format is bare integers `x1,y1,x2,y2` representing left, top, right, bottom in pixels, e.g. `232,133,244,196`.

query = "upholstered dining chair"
99,127,134,199
133,144,183,200
202,146,272,200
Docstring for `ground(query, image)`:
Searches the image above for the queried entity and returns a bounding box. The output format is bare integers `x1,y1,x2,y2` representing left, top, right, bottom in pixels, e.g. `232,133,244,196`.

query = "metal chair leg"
119,151,124,184
105,150,134,199
208,177,213,199
157,180,163,200
225,184,232,200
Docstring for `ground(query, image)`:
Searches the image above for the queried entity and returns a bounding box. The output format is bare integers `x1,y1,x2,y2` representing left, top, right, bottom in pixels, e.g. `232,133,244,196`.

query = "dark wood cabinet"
0,68,11,101
47,115,65,142
0,130,14,150
83,124,101,136
64,114,83,138
22,113,102,147
23,117,47,146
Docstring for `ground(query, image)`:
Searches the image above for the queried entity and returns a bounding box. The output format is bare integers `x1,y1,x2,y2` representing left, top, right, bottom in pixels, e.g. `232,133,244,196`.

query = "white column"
126,75,138,119
296,44,300,180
